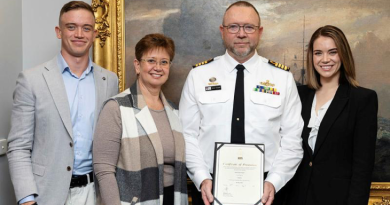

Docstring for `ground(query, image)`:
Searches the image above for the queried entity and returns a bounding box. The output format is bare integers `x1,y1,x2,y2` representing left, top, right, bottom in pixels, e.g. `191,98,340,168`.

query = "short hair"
306,25,358,89
59,1,95,25
135,33,175,61
223,1,261,26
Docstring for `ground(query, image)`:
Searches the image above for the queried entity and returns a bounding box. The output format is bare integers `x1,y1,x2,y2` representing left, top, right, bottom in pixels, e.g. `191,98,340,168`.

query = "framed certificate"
212,143,265,205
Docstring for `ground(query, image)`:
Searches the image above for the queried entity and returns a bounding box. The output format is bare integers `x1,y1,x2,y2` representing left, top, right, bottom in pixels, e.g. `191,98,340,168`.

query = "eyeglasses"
222,24,259,34
140,58,172,67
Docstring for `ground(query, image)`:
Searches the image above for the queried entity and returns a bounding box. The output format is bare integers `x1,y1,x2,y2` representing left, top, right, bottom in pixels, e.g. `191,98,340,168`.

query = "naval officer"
179,1,304,205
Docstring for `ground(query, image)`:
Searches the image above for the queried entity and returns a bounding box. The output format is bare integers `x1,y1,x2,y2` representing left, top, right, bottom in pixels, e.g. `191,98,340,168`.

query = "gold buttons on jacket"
309,162,313,167
67,166,71,171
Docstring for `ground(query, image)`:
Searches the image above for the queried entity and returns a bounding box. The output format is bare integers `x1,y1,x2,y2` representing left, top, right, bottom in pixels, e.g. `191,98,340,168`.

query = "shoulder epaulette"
268,60,290,71
192,58,214,68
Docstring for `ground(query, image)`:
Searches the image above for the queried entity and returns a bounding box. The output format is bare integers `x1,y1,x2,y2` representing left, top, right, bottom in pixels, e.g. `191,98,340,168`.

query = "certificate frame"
212,142,265,205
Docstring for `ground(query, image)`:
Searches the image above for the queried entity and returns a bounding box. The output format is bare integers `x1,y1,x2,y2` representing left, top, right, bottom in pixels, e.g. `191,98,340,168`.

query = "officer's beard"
225,42,257,58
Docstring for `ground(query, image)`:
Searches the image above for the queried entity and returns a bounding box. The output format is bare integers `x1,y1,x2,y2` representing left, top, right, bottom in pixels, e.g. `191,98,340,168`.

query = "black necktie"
231,64,245,144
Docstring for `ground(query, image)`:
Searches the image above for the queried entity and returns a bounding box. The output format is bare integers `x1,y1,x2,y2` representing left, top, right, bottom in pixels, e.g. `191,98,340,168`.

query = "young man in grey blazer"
7,1,118,205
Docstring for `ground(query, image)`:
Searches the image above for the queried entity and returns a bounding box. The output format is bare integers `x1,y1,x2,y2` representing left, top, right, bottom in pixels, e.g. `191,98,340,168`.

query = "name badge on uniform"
205,85,222,91
205,77,221,91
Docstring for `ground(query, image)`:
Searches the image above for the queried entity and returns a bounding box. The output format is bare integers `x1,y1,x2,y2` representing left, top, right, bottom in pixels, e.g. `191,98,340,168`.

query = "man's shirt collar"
224,50,259,73
57,53,94,78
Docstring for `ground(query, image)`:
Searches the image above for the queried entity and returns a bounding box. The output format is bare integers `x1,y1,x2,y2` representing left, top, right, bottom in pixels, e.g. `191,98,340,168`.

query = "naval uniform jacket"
286,84,378,205
179,51,304,192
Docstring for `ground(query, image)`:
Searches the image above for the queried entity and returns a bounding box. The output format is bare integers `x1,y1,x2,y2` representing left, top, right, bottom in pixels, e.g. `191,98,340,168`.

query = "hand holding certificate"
212,143,265,205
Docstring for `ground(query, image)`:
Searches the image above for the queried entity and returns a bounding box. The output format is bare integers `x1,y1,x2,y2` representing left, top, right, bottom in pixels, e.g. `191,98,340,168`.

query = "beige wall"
0,1,91,204
0,0,22,204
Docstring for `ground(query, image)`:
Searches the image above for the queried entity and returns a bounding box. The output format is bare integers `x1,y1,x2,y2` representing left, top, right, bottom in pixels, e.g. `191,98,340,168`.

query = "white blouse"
308,94,334,152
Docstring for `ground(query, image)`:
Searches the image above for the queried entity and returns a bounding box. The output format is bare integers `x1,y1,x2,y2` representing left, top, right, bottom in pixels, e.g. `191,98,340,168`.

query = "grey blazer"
7,55,119,205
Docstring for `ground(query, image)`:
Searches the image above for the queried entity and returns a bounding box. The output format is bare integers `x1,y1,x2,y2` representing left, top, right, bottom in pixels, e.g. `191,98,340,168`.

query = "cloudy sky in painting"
124,0,390,117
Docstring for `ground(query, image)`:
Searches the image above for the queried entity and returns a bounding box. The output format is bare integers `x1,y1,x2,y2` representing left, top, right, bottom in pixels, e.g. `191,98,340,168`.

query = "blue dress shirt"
58,54,96,175
19,54,96,204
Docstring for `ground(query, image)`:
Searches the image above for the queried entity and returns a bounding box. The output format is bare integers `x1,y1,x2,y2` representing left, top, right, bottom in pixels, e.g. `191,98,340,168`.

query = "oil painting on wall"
122,0,390,182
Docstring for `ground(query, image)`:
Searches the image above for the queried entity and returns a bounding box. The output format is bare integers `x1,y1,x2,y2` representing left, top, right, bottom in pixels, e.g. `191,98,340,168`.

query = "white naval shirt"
179,51,304,192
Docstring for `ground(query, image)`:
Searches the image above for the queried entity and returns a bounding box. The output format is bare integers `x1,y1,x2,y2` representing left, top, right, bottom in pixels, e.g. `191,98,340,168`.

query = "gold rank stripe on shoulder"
268,60,290,71
192,58,214,68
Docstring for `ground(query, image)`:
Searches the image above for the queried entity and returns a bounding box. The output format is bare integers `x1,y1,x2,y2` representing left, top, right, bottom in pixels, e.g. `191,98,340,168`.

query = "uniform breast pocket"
198,91,231,125
199,91,230,104
250,92,281,108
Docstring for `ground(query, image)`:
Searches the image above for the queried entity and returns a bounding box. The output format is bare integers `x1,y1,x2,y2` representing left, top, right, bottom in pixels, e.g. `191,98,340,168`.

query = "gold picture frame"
92,0,390,204
369,183,390,205
92,0,125,92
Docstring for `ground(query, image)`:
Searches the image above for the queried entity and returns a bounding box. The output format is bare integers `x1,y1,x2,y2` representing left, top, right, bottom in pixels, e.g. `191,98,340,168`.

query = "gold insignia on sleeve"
192,58,214,68
268,60,290,71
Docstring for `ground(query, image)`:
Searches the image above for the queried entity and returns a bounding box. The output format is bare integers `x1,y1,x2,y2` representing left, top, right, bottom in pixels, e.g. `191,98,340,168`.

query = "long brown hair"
306,25,358,89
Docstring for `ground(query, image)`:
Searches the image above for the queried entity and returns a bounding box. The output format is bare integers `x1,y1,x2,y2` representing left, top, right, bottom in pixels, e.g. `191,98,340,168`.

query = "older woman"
93,33,187,205
285,25,378,205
